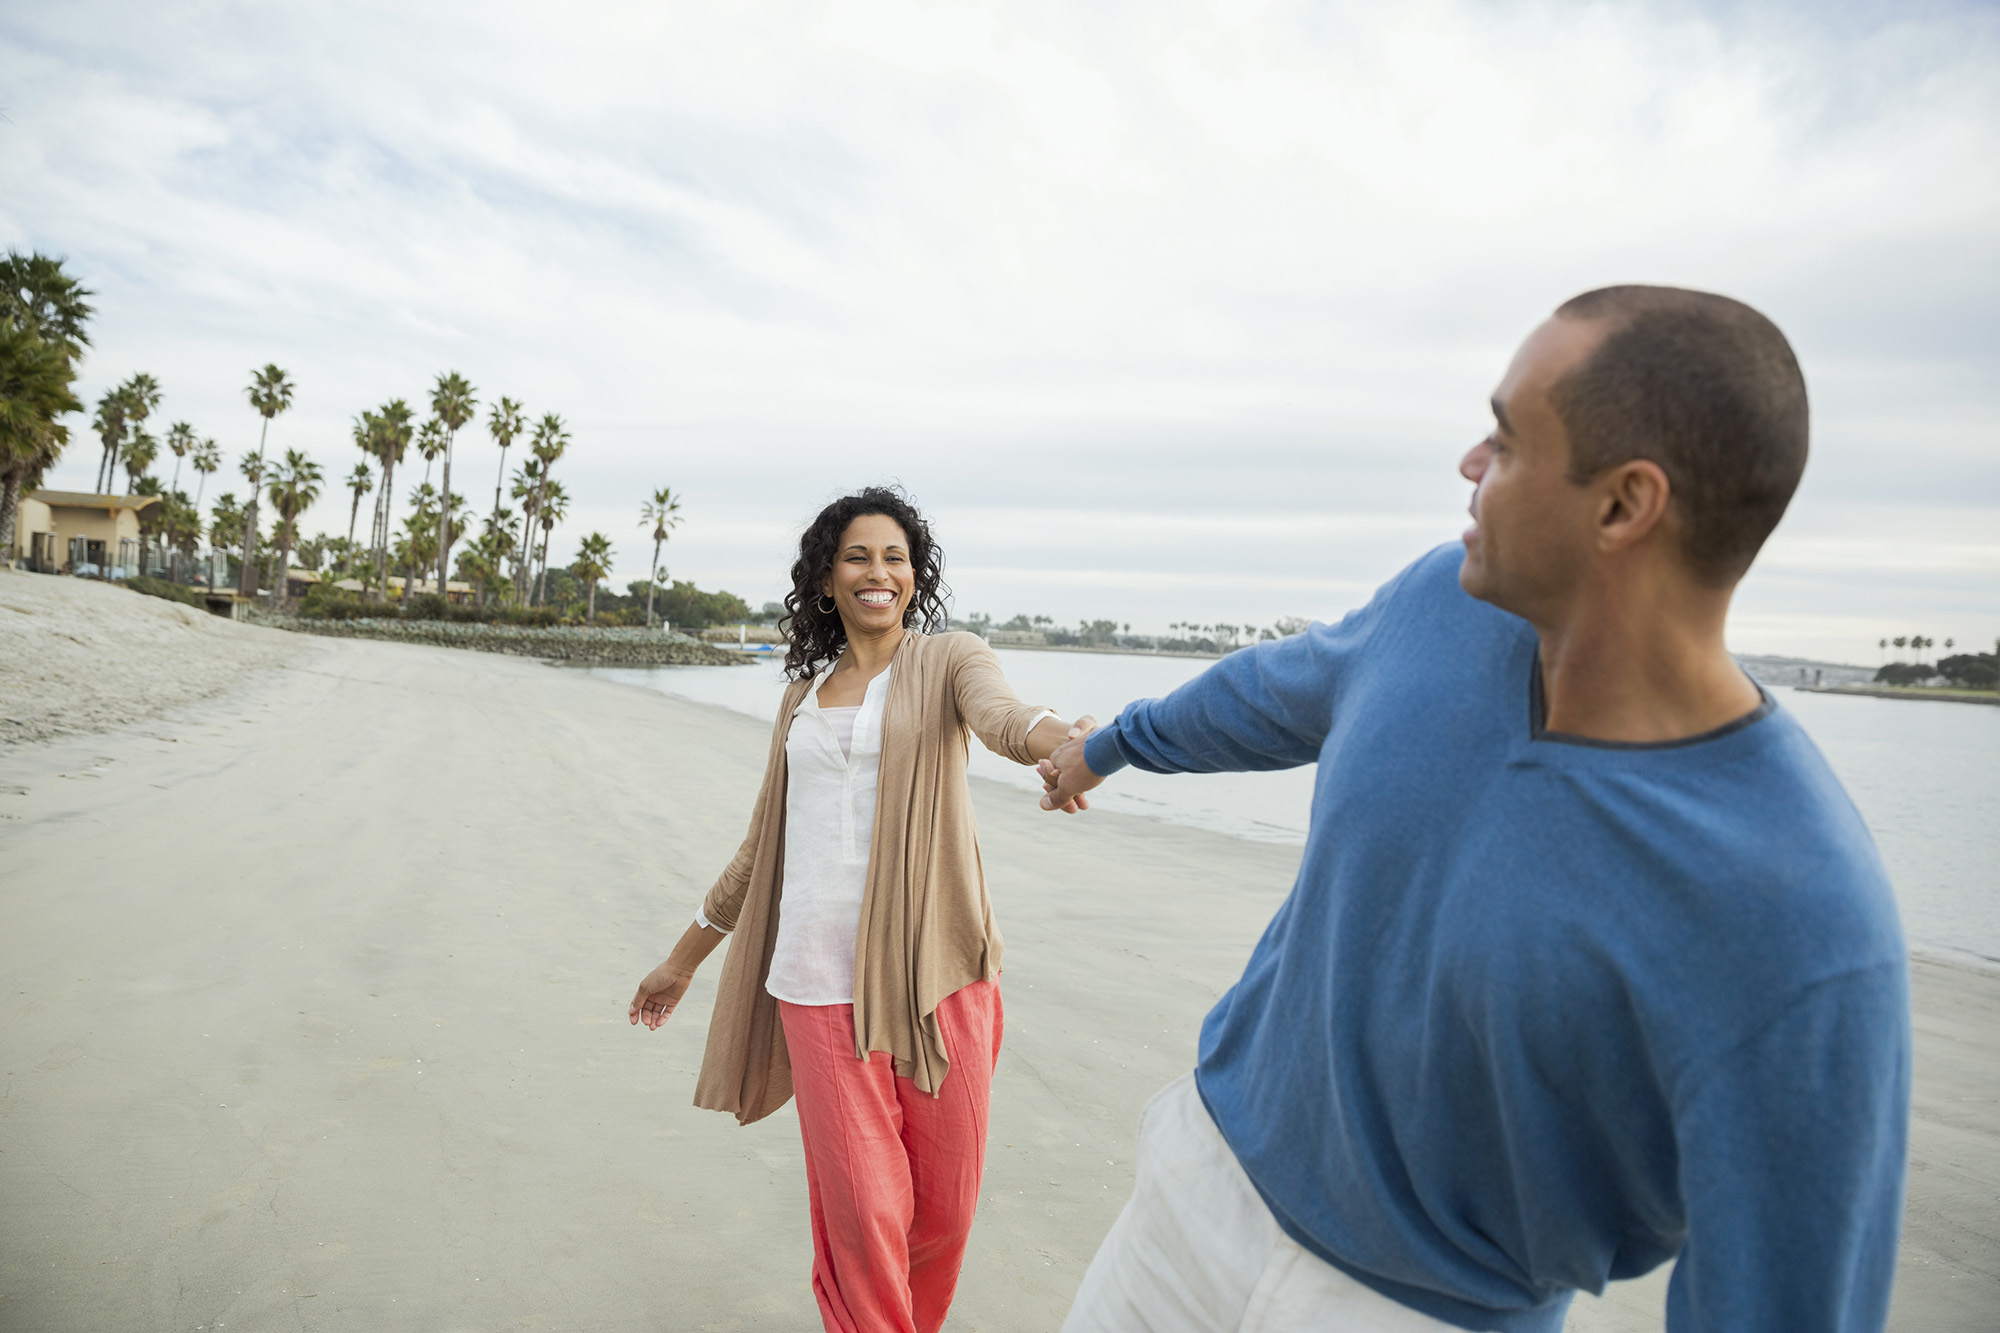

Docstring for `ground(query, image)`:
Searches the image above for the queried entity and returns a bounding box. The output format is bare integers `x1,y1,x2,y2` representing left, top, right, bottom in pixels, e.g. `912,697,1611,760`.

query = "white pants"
1064,1074,1455,1333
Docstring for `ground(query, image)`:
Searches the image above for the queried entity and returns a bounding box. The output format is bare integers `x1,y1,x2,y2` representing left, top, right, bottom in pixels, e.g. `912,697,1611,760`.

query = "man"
1039,287,1909,1331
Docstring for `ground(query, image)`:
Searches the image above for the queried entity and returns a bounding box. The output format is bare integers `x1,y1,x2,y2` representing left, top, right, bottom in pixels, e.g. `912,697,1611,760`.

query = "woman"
628,485,1089,1333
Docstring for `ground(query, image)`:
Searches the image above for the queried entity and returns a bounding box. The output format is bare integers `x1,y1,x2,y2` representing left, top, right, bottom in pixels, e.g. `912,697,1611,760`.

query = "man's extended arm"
1038,598,1394,809
1665,964,1909,1332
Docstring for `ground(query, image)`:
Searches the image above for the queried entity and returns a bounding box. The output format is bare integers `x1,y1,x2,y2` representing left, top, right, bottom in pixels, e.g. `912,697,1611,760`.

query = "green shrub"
1874,662,1938,686
126,575,207,608
295,580,566,627
649,580,753,630
1937,653,1999,690
298,584,400,620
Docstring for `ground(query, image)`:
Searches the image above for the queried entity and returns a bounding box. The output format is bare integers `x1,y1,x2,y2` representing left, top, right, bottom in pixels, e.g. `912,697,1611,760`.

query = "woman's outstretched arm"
629,919,728,1030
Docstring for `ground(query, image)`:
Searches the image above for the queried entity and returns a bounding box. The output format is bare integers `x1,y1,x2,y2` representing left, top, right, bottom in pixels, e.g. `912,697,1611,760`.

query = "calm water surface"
594,651,2000,968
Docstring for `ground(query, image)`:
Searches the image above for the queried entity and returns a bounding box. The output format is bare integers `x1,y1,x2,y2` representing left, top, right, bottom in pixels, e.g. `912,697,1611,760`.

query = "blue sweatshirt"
1084,546,1909,1333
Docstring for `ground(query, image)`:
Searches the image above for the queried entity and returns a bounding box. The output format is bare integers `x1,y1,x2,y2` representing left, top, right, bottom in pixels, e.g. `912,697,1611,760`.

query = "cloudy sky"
4,0,1995,659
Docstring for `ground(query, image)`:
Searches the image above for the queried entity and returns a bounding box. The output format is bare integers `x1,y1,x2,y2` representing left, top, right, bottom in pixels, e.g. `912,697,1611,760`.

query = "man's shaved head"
1550,285,1808,585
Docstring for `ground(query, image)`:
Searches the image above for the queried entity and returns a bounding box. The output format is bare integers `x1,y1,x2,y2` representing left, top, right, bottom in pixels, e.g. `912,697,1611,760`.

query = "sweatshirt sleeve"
1084,560,1414,778
1664,963,1910,1333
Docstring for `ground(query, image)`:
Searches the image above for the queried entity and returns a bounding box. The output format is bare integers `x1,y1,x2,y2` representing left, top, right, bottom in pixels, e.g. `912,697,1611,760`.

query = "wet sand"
2,586,1993,1329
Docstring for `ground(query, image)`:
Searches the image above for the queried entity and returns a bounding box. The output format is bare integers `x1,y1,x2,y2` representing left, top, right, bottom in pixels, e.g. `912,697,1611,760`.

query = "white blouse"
761,665,892,1006
692,662,1055,1007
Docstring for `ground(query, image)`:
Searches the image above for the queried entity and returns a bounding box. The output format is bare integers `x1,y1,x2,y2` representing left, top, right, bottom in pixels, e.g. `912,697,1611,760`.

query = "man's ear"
1595,459,1672,555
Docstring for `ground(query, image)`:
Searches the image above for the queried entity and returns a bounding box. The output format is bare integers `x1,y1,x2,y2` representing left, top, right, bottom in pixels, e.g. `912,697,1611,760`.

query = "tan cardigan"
693,631,1049,1126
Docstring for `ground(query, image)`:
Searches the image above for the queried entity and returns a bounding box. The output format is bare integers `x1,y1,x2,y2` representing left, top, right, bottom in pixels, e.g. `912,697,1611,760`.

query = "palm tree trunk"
588,578,598,620
491,448,507,524
646,534,663,626
275,520,294,606
0,468,21,558
369,478,386,591
345,492,363,574
373,459,397,602
237,415,272,596
436,435,454,596
516,489,539,603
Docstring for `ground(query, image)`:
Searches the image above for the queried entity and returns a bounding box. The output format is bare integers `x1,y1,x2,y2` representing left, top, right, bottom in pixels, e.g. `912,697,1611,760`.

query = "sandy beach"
1,572,1993,1330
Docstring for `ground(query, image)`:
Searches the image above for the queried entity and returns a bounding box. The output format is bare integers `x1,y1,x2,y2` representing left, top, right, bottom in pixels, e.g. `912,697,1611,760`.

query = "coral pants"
778,980,1002,1333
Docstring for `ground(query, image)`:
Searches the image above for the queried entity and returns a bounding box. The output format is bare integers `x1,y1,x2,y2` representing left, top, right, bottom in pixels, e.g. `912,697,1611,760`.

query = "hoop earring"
816,594,837,614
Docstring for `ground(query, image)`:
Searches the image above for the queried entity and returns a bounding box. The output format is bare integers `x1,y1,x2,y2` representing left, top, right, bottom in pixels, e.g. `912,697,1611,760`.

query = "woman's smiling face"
823,512,915,638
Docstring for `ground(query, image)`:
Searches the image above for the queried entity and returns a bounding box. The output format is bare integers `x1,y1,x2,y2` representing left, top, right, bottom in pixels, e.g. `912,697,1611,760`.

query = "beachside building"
382,575,476,603
9,490,161,578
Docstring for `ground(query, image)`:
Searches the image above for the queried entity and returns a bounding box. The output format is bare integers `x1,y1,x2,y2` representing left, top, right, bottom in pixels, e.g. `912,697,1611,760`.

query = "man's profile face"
1457,316,1608,619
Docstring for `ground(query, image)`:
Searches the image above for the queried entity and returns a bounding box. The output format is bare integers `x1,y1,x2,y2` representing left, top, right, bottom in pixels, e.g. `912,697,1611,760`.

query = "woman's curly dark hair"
781,485,951,679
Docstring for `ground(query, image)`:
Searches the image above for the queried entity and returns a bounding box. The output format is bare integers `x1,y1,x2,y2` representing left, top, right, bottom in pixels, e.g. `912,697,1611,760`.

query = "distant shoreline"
1796,684,2000,707
985,641,1227,661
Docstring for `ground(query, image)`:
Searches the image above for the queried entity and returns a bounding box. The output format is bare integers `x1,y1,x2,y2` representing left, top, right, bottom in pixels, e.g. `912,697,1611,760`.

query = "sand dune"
0,571,1991,1329
0,571,307,744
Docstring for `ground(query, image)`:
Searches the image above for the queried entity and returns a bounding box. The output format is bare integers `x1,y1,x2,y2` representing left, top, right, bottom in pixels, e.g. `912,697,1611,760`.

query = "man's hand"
1039,720,1106,812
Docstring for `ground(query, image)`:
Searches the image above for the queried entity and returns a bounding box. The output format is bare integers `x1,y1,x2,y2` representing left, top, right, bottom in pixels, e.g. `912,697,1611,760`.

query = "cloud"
2,0,1995,656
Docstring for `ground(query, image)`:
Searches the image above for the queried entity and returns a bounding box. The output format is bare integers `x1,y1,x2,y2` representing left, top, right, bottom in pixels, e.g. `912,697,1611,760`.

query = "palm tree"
415,416,446,489
190,438,220,506
1892,636,1907,661
465,508,517,605
209,492,241,563
534,479,569,605
121,430,161,572
638,486,683,628
399,482,442,604
238,450,271,587
0,252,90,550
90,389,129,495
522,413,569,602
487,396,524,524
104,373,161,493
237,365,295,596
187,438,221,578
122,428,158,490
343,462,373,573
0,250,94,356
265,449,324,603
509,459,540,599
509,458,544,601
164,420,195,493
364,399,414,601
0,320,83,556
574,531,614,619
429,371,477,597
160,492,202,577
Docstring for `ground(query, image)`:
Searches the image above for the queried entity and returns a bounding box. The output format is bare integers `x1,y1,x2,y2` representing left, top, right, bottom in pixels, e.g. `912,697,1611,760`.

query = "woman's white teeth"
857,591,894,605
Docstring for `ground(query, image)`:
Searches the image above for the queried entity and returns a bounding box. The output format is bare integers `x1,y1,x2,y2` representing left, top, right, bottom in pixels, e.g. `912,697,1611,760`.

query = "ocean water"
593,651,2000,968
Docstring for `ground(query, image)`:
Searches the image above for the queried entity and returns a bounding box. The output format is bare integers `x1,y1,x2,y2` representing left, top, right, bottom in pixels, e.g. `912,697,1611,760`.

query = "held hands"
1039,717,1106,813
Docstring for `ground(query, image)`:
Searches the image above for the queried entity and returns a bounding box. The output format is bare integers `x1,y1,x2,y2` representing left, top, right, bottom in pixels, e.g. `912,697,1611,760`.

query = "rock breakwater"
269,616,750,665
